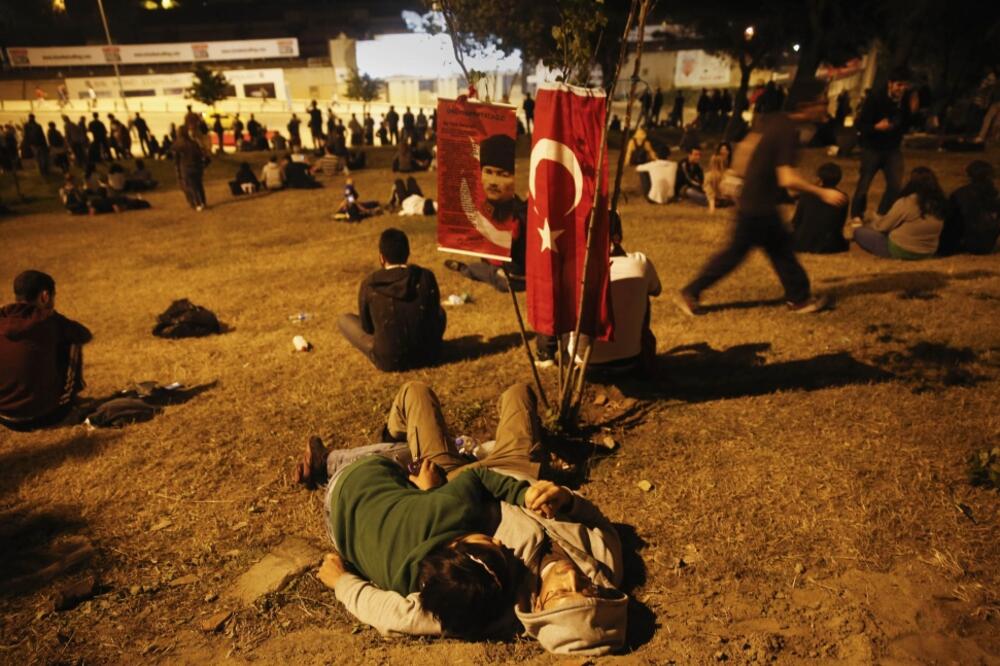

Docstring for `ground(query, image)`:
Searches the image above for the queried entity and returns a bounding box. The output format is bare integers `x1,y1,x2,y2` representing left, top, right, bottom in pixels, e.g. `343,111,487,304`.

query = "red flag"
526,83,612,339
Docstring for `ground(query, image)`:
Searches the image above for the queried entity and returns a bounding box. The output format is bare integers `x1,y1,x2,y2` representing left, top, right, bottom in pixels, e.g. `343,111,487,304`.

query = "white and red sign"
6,38,298,68
526,82,612,339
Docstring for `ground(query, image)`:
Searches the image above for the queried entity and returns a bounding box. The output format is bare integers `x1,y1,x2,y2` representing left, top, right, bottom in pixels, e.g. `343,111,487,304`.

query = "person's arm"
334,573,443,637
466,467,531,506
54,313,92,345
777,167,847,207
871,196,908,233
644,256,662,297
359,279,375,334
790,199,805,231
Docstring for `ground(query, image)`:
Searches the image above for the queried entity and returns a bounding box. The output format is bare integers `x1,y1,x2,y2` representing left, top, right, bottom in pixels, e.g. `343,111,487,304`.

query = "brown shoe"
295,436,329,489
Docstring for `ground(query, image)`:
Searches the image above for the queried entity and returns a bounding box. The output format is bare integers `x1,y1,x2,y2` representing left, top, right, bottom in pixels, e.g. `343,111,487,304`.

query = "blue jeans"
853,227,891,257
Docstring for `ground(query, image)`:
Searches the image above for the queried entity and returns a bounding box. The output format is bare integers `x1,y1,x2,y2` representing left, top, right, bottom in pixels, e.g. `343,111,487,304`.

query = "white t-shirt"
635,160,677,204
590,251,661,364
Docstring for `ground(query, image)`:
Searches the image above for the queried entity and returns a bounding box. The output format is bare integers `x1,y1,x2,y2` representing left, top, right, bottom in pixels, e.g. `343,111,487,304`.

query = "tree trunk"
725,60,753,140
787,39,824,109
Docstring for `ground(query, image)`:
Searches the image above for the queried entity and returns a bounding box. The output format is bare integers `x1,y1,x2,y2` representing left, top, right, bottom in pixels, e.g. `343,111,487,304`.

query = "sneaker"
673,290,701,317
195,204,205,212
534,358,555,369
444,259,466,273
787,294,829,314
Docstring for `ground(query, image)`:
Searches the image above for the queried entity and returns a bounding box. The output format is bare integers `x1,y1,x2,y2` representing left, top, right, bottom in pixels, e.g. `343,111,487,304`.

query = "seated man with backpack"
337,229,446,371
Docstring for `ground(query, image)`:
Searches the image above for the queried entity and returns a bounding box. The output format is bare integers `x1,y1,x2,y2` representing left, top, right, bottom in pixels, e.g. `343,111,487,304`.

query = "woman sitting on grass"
853,166,946,260
938,160,999,255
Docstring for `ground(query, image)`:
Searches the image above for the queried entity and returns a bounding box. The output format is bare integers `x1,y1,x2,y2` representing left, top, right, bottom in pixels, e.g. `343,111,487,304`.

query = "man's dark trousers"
851,147,903,219
684,212,810,304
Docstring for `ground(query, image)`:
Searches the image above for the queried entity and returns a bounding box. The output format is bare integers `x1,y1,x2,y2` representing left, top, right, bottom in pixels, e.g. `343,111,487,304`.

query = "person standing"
133,112,151,156
850,67,917,224
670,91,684,128
286,113,301,149
21,114,49,177
363,113,375,146
172,125,208,211
88,112,110,160
308,101,324,150
246,114,261,146
63,115,87,167
651,87,664,127
415,109,428,142
385,106,400,145
676,80,846,316
402,106,415,142
232,113,245,151
696,88,710,127
523,92,535,134
46,122,69,174
212,114,225,155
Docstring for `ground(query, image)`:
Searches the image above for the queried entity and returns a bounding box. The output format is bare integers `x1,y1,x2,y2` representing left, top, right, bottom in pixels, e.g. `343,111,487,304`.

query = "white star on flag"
537,218,564,253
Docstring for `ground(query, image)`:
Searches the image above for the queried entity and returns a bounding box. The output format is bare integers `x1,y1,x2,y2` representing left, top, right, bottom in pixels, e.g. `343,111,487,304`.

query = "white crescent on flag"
529,138,583,216
458,178,512,249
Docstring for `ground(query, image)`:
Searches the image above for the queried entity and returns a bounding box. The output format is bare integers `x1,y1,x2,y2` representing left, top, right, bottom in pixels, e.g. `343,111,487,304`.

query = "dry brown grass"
0,144,998,664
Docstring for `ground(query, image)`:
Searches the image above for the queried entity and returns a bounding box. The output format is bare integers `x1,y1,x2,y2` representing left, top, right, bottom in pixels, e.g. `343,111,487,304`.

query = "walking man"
676,80,846,316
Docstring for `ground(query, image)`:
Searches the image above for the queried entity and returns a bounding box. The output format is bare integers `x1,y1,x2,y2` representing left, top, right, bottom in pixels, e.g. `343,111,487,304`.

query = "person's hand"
874,118,892,131
408,458,446,491
819,188,848,207
317,552,347,589
525,481,573,518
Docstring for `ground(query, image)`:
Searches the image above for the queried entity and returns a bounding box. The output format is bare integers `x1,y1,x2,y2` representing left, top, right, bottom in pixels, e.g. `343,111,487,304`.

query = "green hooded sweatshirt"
329,457,529,595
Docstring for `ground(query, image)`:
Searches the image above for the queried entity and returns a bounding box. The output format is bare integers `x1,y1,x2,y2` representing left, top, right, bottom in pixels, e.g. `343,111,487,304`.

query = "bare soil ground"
1,144,998,665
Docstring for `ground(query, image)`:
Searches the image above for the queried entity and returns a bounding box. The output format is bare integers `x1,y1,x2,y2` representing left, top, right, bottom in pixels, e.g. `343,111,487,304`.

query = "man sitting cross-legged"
296,381,628,655
337,229,446,371
0,271,92,431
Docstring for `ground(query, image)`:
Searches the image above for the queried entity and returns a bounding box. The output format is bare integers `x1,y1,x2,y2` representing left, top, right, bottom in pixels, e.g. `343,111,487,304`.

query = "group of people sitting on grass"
59,158,156,216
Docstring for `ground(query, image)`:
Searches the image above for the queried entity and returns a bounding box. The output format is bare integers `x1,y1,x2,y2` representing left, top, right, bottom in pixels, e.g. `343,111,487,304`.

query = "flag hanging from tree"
526,82,612,339
436,98,519,261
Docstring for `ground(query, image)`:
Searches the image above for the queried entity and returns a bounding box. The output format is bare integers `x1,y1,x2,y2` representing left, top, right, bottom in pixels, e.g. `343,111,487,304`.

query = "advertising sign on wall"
6,38,299,68
673,49,733,88
65,68,288,100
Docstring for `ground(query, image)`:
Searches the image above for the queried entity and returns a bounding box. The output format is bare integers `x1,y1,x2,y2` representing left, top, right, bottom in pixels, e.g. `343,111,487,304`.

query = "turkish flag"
526,83,613,340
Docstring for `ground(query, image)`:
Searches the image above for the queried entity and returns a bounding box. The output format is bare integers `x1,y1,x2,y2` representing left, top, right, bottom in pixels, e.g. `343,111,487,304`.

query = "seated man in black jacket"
675,146,708,205
791,162,849,253
337,229,446,371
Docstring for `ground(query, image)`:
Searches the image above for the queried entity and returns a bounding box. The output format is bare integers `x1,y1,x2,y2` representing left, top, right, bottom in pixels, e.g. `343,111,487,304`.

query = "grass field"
1,142,998,665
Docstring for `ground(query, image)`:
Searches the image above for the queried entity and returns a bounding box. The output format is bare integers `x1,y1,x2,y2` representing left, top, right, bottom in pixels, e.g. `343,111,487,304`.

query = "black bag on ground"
153,299,221,338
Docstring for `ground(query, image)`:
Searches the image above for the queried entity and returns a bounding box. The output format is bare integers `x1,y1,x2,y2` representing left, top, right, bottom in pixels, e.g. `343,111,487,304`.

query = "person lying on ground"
675,146,708,205
126,159,157,191
230,161,261,196
853,166,945,260
388,177,437,216
296,381,628,655
260,155,284,190
791,162,849,254
938,160,999,255
337,228,446,371
333,178,382,222
0,271,91,431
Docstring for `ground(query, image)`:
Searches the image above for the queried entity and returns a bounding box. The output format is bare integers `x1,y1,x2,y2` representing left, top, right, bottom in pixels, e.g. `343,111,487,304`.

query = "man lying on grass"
295,381,628,655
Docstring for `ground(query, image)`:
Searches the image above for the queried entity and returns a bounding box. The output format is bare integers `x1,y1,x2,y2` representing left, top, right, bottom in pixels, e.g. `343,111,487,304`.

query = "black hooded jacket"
359,266,445,371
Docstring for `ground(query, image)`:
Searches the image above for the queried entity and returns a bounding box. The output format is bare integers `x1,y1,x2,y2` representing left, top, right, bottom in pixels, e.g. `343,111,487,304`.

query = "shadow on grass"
614,342,893,403
438,333,523,364
821,269,998,301
873,341,995,392
612,522,657,652
0,502,94,598
0,431,120,498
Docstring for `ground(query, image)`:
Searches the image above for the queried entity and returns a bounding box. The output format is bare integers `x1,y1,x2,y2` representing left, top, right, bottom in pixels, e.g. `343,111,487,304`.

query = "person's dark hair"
966,160,996,189
422,198,436,216
134,159,145,170
379,228,410,264
417,539,512,638
817,162,842,188
269,154,278,163
14,270,55,302
109,162,124,174
900,166,946,218
609,209,624,250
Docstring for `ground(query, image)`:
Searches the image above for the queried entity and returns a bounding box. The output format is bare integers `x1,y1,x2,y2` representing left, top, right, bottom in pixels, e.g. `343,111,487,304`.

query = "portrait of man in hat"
479,134,520,223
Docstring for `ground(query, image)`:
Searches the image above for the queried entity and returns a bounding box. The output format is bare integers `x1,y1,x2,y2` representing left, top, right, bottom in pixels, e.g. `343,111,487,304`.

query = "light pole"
95,0,130,115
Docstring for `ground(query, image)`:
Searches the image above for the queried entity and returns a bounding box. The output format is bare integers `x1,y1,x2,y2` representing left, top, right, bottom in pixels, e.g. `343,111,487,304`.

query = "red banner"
436,98,519,261
526,83,612,339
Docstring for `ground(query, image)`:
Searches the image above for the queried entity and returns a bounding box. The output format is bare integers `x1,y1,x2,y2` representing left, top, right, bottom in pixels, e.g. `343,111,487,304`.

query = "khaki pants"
386,381,541,481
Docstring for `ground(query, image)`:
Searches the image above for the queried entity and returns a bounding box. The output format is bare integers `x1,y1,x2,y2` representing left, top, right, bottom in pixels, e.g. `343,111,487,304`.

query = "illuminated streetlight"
793,43,801,52
52,0,67,12
744,25,755,40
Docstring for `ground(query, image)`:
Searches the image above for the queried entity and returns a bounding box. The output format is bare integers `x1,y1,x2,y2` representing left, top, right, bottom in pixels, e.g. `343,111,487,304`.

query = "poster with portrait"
436,98,518,261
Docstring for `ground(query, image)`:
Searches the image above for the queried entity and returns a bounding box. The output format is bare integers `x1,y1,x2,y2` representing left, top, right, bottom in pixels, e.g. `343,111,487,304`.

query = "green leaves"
187,65,229,107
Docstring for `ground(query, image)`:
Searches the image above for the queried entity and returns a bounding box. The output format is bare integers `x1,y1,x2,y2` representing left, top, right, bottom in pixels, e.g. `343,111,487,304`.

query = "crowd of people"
1,66,997,658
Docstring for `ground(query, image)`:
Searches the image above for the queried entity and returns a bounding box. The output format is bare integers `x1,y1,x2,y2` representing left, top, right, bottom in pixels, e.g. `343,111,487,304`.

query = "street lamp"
744,25,755,40
793,43,801,52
